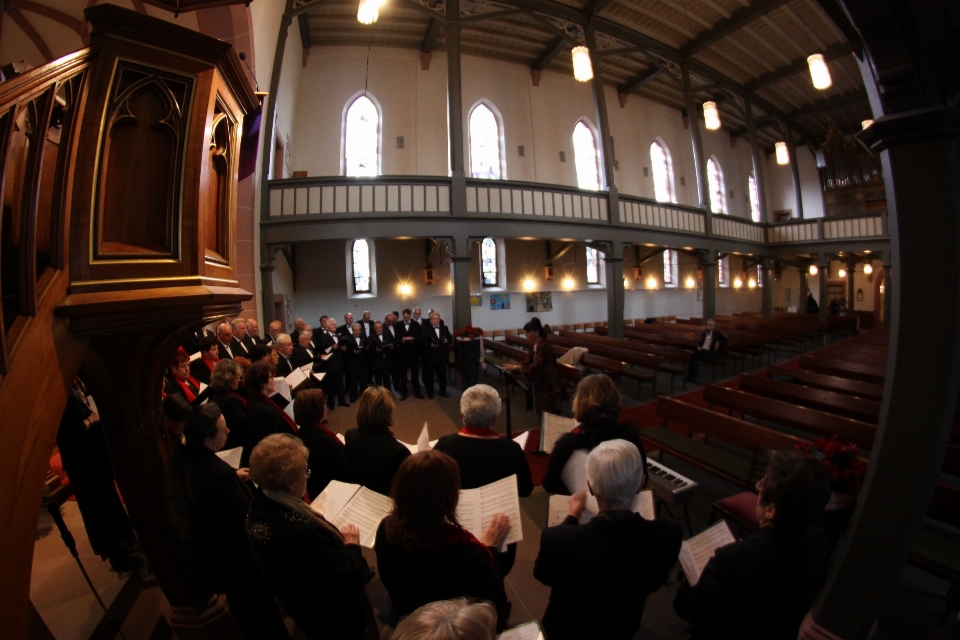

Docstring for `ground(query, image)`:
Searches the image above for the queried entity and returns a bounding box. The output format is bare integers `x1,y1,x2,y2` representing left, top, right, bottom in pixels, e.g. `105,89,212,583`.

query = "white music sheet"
540,412,577,454
497,620,544,640
310,480,394,548
273,377,291,401
457,475,523,548
215,447,242,470
678,520,735,585
512,430,530,450
546,489,655,527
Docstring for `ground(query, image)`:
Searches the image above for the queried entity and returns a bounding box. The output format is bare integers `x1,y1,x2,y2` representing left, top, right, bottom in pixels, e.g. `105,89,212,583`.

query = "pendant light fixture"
807,53,832,90
775,141,789,165
571,46,593,82
357,0,380,24
703,101,721,130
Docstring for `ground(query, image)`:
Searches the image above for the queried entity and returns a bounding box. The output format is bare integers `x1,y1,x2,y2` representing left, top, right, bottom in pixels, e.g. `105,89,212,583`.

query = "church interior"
0,0,958,637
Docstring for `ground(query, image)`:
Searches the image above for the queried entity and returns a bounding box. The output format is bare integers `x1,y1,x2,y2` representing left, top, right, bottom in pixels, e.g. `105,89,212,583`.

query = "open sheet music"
497,620,544,640
399,423,431,454
456,475,523,548
539,412,577,454
512,430,530,450
546,489,655,527
215,447,242,470
678,520,735,585
309,480,394,548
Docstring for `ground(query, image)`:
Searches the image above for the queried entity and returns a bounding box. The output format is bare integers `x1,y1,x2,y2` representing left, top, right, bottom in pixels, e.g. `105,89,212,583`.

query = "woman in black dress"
293,388,352,499
542,374,648,496
190,336,219,386
374,450,511,626
180,404,290,639
209,359,248,453
243,361,298,465
343,386,410,494
246,433,377,640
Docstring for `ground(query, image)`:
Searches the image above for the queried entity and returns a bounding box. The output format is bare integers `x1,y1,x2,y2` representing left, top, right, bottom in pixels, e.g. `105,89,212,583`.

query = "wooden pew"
645,397,808,489
563,329,687,391
702,384,877,451
768,365,884,402
800,356,886,384
505,335,632,392
739,373,881,423
817,347,888,367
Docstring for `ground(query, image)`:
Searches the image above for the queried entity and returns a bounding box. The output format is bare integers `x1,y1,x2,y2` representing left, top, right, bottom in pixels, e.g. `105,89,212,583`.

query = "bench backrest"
550,333,662,368
768,365,884,401
656,397,807,454
580,352,623,374
484,340,527,362
703,384,876,450
800,356,886,384
740,374,881,424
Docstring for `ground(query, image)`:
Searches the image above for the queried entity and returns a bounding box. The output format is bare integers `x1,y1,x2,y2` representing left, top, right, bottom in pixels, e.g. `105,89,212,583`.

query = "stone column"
817,255,829,326
846,260,857,315
445,0,467,218
584,26,619,224
759,258,772,317
700,252,716,320
260,242,277,325
447,236,473,330
603,243,625,338
800,106,960,640
682,65,712,236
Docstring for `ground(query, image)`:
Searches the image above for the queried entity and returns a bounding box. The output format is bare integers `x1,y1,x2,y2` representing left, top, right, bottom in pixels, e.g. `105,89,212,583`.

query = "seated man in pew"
688,319,728,382
674,449,831,639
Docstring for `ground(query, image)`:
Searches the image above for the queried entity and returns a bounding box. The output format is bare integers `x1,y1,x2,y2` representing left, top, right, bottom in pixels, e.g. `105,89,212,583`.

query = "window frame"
340,92,383,177
650,139,676,203
467,100,506,181
572,119,602,191
480,237,499,288
585,246,606,287
344,239,377,298
706,156,726,214
717,255,729,288
663,249,678,288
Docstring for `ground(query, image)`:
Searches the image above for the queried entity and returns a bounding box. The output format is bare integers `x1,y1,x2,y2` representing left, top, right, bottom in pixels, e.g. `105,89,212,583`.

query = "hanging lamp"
571,46,593,82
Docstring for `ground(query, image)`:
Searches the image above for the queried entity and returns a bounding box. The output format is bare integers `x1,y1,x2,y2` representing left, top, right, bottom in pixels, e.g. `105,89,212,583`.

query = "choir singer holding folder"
534,439,682,640
246,433,379,640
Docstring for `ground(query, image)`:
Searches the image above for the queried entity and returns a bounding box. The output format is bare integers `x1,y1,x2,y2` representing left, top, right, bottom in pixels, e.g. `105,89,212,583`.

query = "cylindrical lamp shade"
775,141,789,165
863,263,874,275
809,265,818,276
862,119,874,129
357,0,379,24
571,46,594,82
807,53,832,90
703,101,721,130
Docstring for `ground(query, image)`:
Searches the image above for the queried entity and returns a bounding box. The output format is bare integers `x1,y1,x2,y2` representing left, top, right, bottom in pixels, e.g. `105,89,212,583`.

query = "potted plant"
452,324,484,389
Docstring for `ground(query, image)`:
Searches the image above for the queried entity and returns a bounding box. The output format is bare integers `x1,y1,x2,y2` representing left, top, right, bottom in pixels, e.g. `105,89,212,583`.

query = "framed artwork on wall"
489,293,511,310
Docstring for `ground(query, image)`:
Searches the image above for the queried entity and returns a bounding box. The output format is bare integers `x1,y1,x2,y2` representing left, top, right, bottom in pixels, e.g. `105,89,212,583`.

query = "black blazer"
216,340,234,360
433,434,533,496
368,332,393,372
542,420,648,496
299,423,353,499
697,329,728,354
181,328,213,355
374,519,507,619
344,334,368,372
359,319,375,337
535,512,682,640
291,345,316,370
244,393,297,464
190,357,215,386
209,390,249,454
673,526,830,640
420,323,452,364
336,323,354,339
316,331,346,372
392,320,421,352
276,353,296,377
230,337,251,358
343,427,410,495
246,489,372,640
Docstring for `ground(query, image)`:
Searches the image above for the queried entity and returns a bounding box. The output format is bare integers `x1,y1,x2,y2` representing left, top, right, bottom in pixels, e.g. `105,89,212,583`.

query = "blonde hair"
572,374,622,424
249,433,309,490
356,386,395,433
391,599,497,640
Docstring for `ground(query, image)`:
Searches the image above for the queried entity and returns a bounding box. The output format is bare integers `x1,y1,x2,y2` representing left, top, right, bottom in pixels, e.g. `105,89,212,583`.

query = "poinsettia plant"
795,435,868,495
453,324,484,339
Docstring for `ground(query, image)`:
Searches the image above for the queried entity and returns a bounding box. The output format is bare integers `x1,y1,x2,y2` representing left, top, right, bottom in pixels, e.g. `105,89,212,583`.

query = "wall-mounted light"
775,141,789,165
562,277,575,290
399,283,412,296
703,101,721,130
807,53,832,90
809,265,818,276
646,276,657,289
862,119,874,130
863,263,873,275
748,278,757,289
523,278,536,291
571,46,593,82
838,268,847,278
879,284,885,295
734,277,743,288
685,276,695,288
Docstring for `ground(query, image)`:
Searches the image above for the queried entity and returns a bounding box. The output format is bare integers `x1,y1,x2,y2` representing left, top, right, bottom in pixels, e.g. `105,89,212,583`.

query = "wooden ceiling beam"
530,36,567,70
618,67,661,95
679,0,794,56
744,41,853,92
420,17,442,52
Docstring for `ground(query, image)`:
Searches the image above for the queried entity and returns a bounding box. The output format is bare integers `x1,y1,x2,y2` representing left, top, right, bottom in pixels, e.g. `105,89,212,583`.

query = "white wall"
764,146,825,220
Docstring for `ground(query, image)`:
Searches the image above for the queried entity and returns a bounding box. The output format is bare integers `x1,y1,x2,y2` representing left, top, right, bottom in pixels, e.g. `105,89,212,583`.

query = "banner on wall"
490,294,511,310
526,292,553,312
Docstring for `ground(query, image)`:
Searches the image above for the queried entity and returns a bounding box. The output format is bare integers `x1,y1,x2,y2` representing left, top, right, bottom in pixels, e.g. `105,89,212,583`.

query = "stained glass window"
481,238,497,287
663,249,677,287
650,140,674,203
352,239,371,293
749,173,761,222
586,247,603,285
345,96,379,177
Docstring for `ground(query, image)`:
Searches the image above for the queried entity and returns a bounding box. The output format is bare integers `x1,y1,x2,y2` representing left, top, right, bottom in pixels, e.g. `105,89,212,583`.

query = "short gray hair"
460,384,501,428
586,439,644,507
275,333,292,347
230,318,246,331
391,599,496,640
249,433,309,490
300,329,313,340
210,359,243,392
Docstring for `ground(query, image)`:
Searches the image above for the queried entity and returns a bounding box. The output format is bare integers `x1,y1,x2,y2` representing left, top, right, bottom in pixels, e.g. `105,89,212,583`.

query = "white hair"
275,333,292,347
460,384,501,428
586,439,644,507
230,318,246,330
300,329,313,340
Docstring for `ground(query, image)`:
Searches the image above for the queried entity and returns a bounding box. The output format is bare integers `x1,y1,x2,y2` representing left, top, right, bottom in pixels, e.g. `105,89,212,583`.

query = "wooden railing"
766,212,888,244
617,192,707,235
267,175,452,217
466,177,609,221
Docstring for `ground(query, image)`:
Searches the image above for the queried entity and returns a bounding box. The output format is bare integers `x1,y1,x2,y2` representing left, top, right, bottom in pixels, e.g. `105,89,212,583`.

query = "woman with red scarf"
190,336,219,386
433,383,532,577
165,351,203,404
292,388,353,499
243,361,299,464
375,450,511,628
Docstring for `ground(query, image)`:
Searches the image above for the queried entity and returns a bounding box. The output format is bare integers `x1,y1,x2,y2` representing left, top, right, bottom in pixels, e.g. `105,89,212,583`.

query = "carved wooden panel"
94,63,193,259
201,96,235,266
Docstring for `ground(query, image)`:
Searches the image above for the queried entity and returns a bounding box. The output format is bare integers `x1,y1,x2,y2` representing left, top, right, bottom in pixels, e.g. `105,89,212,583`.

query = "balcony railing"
266,176,888,248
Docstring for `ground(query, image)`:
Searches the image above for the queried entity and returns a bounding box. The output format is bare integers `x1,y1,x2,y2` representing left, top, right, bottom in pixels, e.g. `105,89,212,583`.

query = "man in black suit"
264,320,283,347
343,323,368,402
215,323,234,360
181,325,213,355
359,311,374,338
275,334,296,377
383,313,399,391
246,318,264,345
411,307,424,325
369,320,393,388
393,309,424,400
290,318,306,347
316,318,349,409
337,313,354,339
291,330,316,369
688,318,728,381
420,312,452,398
230,318,253,357
535,439,682,640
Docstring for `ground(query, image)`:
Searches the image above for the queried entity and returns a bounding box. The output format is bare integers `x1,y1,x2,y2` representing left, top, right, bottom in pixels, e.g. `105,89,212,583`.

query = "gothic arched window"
352,239,372,293
573,121,601,191
344,95,379,177
469,103,502,180
650,140,675,203
481,238,498,287
707,157,726,214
